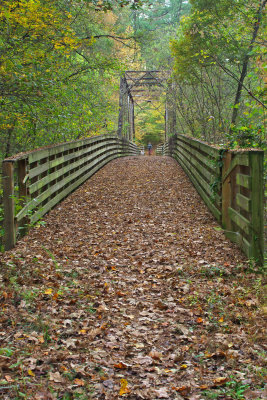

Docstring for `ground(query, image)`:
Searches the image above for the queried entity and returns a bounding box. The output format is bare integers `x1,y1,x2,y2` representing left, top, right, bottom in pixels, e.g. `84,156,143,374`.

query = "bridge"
0,71,265,399
2,71,264,265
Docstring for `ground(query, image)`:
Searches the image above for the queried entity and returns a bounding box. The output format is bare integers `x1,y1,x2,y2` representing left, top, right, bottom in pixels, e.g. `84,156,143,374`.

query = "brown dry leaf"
0,156,261,400
88,327,102,339
175,323,189,335
49,371,65,383
73,378,85,386
4,375,14,382
174,385,191,395
213,377,228,386
199,384,209,389
114,361,129,369
149,351,163,360
156,300,168,310
154,387,169,398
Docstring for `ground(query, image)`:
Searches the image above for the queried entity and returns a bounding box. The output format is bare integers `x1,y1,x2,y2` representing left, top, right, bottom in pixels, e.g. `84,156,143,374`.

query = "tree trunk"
230,0,266,129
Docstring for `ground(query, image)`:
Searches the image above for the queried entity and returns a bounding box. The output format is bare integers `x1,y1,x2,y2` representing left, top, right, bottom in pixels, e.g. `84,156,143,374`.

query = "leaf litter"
0,156,266,399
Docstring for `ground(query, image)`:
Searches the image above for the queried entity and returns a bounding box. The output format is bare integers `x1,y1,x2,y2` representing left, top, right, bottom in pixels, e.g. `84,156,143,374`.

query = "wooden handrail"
2,135,140,250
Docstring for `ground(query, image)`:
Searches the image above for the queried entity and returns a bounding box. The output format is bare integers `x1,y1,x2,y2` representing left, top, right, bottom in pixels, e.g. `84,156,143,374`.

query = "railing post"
222,151,232,231
117,77,124,137
250,151,264,265
2,160,16,250
168,134,177,158
17,159,28,235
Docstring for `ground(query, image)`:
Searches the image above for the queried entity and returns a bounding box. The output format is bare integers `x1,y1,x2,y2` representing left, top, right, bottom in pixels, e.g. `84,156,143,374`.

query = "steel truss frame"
117,70,175,141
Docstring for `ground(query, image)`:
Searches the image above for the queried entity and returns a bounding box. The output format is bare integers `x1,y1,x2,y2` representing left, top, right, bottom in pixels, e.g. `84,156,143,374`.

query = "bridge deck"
1,157,264,399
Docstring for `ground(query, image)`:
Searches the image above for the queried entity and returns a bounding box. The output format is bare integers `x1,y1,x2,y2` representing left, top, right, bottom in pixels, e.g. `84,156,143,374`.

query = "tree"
0,0,143,158
170,0,266,146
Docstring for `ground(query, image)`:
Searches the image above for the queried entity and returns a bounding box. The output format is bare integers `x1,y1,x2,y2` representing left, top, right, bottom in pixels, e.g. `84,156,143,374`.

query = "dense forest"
0,0,266,158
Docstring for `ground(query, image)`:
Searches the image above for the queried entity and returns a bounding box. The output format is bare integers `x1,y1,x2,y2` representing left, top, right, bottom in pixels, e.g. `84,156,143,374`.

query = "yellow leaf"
28,369,35,377
39,335,44,343
219,317,224,322
180,364,188,370
45,288,53,295
119,378,130,396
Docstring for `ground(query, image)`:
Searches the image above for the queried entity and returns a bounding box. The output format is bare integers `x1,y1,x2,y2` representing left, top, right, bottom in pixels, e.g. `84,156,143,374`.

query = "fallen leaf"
49,371,65,383
74,378,85,386
28,369,35,377
154,387,169,398
119,378,130,395
213,377,228,386
4,375,14,382
114,361,128,370
88,327,102,339
149,351,163,361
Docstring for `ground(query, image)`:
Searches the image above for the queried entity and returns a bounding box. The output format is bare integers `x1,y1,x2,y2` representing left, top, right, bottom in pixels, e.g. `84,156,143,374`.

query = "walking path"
0,157,265,400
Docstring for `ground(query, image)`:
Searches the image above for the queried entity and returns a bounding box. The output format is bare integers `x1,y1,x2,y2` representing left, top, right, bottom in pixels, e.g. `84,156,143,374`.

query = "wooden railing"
164,135,222,222
165,134,264,265
156,144,164,155
2,135,139,250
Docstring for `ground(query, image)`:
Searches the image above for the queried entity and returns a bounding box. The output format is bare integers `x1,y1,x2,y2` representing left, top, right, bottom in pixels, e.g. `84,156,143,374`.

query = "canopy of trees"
170,0,266,147
0,0,266,158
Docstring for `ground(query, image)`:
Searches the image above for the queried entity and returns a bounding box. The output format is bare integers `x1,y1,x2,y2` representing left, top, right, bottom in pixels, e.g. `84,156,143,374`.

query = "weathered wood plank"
17,159,28,235
177,138,218,172
250,151,264,264
224,231,252,258
222,152,249,182
222,152,232,230
2,161,16,250
18,147,122,221
30,152,123,224
176,145,215,183
173,148,221,205
236,173,251,189
28,135,119,163
173,153,221,221
29,138,120,179
228,207,251,236
236,193,251,212
28,143,121,193
2,136,138,250
178,135,220,158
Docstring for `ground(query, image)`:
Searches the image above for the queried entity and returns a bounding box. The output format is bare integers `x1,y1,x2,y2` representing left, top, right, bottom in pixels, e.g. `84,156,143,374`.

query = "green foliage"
170,0,266,145
0,0,131,159
202,377,256,399
131,0,190,69
135,102,165,146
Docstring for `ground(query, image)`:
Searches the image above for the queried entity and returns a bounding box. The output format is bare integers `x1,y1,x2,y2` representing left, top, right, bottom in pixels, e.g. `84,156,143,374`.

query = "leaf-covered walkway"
0,157,265,399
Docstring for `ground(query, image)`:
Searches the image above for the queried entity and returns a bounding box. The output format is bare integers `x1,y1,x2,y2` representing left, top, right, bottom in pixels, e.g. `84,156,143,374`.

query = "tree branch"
83,34,135,48
210,56,267,110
